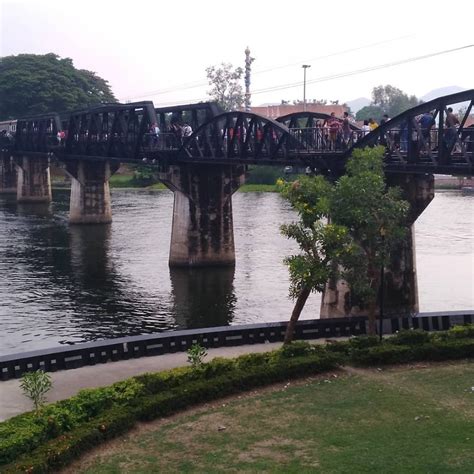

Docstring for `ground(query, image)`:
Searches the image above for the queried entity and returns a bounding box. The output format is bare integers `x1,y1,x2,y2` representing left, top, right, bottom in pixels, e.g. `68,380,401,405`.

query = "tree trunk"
366,261,380,336
284,286,311,344
367,300,377,336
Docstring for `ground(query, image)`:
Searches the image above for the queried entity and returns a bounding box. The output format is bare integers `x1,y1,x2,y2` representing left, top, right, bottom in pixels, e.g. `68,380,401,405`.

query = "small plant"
20,370,52,412
187,343,207,369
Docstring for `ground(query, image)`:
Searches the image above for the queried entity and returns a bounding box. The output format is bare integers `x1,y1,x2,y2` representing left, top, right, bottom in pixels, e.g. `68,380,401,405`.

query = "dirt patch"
238,437,295,463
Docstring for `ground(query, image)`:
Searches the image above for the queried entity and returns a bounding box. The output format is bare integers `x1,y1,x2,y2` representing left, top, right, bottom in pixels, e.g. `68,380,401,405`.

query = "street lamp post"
302,65,311,111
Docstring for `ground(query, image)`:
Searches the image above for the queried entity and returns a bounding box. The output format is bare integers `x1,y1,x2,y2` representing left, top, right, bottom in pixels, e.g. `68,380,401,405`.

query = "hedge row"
2,347,339,472
3,326,474,472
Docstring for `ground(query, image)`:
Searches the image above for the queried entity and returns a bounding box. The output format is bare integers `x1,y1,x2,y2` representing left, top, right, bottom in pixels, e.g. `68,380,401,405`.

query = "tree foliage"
279,147,410,339
206,63,244,111
356,85,421,122
0,53,117,120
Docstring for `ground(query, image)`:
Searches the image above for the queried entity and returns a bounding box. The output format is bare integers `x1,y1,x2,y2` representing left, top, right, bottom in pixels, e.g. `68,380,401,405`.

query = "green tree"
206,63,244,111
355,104,384,122
356,85,421,122
278,176,353,343
0,53,117,120
330,147,409,334
372,85,420,117
279,147,409,340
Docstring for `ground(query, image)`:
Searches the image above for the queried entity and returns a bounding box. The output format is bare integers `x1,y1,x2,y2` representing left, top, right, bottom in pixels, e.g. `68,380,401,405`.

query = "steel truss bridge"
2,90,473,177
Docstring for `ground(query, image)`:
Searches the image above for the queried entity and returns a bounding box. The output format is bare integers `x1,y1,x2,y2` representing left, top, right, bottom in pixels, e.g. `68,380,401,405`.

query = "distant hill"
421,86,467,102
345,97,370,114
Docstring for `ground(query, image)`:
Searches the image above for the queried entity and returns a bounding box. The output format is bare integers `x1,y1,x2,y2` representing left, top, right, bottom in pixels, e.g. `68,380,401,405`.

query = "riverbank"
108,174,277,192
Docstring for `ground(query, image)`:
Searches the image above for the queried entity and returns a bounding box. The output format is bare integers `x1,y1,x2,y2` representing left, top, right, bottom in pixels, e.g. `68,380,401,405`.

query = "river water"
0,189,472,355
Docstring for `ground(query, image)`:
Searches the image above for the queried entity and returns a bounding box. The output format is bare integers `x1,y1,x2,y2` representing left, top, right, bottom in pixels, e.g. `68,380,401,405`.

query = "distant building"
249,103,349,120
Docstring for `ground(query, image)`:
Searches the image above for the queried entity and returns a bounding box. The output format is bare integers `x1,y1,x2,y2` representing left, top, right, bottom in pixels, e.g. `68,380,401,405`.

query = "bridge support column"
16,156,52,203
0,154,17,194
65,160,118,224
159,164,245,267
320,174,434,319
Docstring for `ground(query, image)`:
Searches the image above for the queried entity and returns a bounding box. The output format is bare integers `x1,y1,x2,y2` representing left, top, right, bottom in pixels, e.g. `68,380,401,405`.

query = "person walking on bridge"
342,111,352,147
325,112,340,151
445,107,460,151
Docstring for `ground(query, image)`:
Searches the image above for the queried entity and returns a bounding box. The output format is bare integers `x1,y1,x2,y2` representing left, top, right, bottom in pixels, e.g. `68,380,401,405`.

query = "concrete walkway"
0,340,328,422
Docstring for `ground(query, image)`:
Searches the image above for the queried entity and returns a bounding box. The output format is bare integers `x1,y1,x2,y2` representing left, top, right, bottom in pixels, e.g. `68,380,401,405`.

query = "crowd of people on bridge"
146,120,193,149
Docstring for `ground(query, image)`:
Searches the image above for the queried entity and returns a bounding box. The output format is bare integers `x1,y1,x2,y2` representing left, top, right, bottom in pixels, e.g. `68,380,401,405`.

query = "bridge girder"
14,113,62,154
348,89,474,168
277,111,360,131
5,90,474,176
179,111,302,162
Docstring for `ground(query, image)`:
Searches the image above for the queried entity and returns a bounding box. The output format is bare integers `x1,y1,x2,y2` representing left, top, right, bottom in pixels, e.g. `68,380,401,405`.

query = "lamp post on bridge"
302,64,311,112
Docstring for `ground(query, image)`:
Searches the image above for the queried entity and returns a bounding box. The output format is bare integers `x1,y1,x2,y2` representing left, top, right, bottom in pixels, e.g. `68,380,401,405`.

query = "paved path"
0,340,330,422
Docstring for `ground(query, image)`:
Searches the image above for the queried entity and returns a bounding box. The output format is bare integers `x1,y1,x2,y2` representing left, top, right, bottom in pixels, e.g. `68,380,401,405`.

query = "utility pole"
244,47,254,112
302,64,311,111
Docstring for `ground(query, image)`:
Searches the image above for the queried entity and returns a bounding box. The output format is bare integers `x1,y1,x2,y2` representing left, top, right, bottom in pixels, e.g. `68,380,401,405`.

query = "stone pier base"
65,160,118,224
16,156,52,203
159,164,245,267
320,173,435,319
0,154,17,194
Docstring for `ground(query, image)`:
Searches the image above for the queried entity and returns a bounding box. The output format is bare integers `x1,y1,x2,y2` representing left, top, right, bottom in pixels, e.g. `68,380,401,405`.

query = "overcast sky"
1,0,473,107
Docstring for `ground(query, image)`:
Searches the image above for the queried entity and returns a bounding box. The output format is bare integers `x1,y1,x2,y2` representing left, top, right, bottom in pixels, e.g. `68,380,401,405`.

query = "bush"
351,344,414,365
350,338,474,366
277,341,316,359
235,353,270,370
447,324,474,339
348,335,380,350
390,329,430,346
325,340,351,355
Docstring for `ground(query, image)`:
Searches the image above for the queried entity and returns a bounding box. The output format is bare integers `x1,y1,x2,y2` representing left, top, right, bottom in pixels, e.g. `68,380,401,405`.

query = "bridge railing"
287,126,473,164
288,127,366,152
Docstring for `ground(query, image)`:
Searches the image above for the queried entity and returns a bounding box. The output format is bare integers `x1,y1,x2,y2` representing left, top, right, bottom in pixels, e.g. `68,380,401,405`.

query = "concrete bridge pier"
65,160,119,224
159,164,246,267
320,173,435,319
15,155,52,203
0,154,17,194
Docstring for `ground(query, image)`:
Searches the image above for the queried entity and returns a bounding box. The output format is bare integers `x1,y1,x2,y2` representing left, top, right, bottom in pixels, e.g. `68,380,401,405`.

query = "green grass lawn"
73,361,474,473
109,175,276,192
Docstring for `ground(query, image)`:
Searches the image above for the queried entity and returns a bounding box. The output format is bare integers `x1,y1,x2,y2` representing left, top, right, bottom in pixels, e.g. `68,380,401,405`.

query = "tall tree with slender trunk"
279,146,409,342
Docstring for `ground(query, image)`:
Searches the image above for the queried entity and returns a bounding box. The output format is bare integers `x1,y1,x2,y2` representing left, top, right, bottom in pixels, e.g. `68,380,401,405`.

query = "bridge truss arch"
179,111,301,163
277,111,360,131
348,89,474,170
